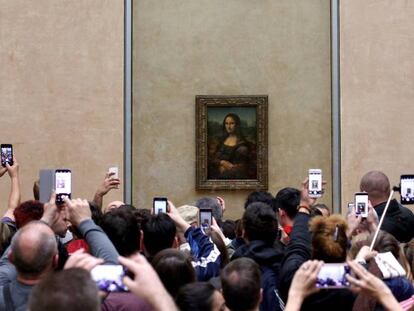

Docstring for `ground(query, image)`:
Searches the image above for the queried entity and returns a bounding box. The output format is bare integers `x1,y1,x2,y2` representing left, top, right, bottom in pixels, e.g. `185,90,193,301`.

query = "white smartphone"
316,263,351,288
153,197,168,214
308,169,323,198
354,192,369,218
55,169,71,204
108,167,119,179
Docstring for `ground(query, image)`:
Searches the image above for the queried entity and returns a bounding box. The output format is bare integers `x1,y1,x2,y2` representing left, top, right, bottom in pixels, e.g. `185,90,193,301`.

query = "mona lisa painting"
196,95,268,190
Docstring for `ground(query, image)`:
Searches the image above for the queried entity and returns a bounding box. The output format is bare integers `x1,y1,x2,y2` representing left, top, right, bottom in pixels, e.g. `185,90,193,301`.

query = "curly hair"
309,215,348,263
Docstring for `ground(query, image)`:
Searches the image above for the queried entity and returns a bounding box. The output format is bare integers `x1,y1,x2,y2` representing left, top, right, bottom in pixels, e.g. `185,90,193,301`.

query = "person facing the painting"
208,113,255,179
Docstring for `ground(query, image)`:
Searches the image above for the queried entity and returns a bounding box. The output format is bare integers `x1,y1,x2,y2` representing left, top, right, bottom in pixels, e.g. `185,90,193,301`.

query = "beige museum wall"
0,1,124,211
340,1,414,210
133,0,332,219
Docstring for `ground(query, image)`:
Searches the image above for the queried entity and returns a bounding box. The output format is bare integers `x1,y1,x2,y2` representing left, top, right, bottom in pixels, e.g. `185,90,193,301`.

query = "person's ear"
52,254,59,269
172,236,179,249
8,251,14,264
139,230,144,252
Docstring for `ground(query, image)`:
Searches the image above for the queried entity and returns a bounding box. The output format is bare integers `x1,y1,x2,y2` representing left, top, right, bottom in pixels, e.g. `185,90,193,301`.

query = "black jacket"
232,240,284,311
375,199,414,243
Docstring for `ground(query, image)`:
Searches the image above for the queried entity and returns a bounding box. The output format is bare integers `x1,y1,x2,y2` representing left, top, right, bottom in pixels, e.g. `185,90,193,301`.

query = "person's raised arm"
2,158,20,221
92,172,120,210
65,197,119,264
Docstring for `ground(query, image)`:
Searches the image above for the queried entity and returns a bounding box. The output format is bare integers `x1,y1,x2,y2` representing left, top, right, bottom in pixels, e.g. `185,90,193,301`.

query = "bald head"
360,171,390,204
10,221,57,279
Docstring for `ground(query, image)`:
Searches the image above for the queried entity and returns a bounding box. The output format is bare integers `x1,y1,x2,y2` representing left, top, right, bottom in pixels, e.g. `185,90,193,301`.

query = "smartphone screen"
308,169,322,198
316,263,351,288
401,175,414,205
55,169,72,204
199,208,212,230
354,192,369,217
153,197,167,214
90,265,128,292
108,167,119,179
1,144,13,167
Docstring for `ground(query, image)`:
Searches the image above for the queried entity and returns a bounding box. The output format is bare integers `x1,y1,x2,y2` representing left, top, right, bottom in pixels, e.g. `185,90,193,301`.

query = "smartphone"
108,166,119,179
316,263,351,288
308,169,323,198
401,175,414,205
199,208,213,230
354,192,369,218
1,144,13,167
90,265,128,292
55,169,72,204
153,197,168,214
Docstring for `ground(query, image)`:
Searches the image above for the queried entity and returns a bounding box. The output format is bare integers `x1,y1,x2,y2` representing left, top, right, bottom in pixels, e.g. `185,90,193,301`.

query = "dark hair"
274,187,301,219
29,268,100,311
310,215,348,263
142,213,176,259
221,258,261,311
152,249,196,298
11,221,57,278
101,207,140,256
371,230,400,259
244,191,275,211
243,202,278,244
13,200,44,229
313,203,331,216
175,282,217,311
221,220,236,240
88,201,103,226
133,208,151,227
195,197,222,226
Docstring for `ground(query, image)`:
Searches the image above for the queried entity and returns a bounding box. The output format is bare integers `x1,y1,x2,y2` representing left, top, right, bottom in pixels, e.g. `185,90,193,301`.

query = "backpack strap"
2,283,15,311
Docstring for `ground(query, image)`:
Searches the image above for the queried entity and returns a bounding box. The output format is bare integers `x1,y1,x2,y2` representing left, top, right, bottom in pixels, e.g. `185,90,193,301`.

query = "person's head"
104,200,125,213
360,171,391,205
222,113,242,137
28,268,100,311
152,248,196,298
9,221,58,280
176,282,227,311
274,187,301,225
133,208,151,227
0,222,13,256
244,191,275,212
13,200,44,229
195,197,223,226
101,207,140,256
142,213,177,259
221,220,236,240
221,258,261,311
242,202,278,245
309,215,348,263
313,203,331,217
370,230,400,259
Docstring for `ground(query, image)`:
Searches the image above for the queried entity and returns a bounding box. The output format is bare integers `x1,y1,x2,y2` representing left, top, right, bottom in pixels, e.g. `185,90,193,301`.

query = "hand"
119,254,177,311
355,245,377,262
166,201,190,233
279,225,290,245
288,260,323,301
211,217,226,242
346,209,362,238
96,172,121,196
346,260,391,300
41,192,60,227
366,202,378,233
64,249,104,271
216,196,226,214
65,197,92,227
0,166,6,177
6,157,19,179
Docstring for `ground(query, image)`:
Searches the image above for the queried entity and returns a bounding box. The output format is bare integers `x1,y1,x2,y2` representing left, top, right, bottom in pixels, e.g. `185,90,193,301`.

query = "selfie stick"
369,190,394,252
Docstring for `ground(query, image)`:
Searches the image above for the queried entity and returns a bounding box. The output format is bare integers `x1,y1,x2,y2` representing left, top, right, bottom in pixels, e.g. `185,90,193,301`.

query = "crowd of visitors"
1,154,414,311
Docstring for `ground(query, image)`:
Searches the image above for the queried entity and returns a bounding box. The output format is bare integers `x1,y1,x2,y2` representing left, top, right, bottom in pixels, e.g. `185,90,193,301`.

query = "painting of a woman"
208,113,256,179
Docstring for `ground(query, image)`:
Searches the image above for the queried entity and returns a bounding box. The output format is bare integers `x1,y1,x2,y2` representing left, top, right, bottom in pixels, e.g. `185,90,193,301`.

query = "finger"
84,258,104,271
118,256,140,275
49,191,57,205
347,260,367,279
122,276,135,290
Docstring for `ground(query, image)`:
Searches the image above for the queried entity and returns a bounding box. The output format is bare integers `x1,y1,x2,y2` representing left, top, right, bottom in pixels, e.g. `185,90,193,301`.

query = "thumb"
49,191,56,205
122,276,135,289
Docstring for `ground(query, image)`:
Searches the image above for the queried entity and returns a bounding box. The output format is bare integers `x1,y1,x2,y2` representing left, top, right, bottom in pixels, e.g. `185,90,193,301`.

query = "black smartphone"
90,265,128,292
1,144,13,167
199,208,213,230
316,263,351,288
153,197,168,214
354,192,369,218
55,169,72,204
308,169,323,198
401,175,414,205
